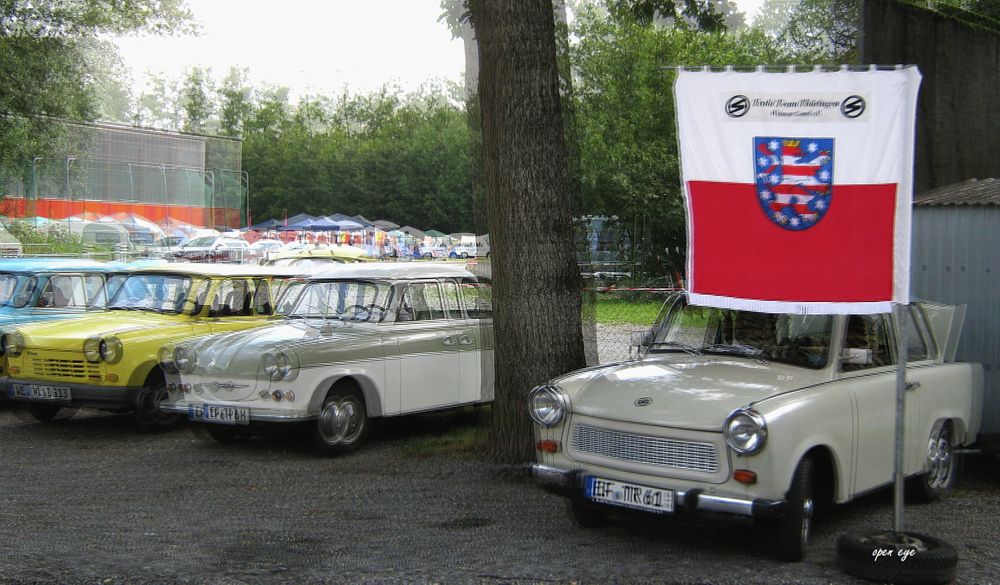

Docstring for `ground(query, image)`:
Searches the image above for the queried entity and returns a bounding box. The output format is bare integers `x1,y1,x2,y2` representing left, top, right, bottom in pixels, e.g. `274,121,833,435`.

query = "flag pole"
892,302,909,532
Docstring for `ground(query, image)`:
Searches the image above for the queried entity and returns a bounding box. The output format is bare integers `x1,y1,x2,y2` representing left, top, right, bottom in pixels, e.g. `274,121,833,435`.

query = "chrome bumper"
530,464,787,519
160,401,317,422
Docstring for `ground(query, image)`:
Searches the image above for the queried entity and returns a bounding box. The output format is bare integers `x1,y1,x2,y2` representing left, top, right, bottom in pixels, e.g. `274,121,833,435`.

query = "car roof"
309,262,482,281
0,258,124,273
126,263,304,278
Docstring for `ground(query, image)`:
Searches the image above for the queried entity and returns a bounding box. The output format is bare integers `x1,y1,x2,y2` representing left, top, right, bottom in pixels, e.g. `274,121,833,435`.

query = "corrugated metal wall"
912,206,1000,435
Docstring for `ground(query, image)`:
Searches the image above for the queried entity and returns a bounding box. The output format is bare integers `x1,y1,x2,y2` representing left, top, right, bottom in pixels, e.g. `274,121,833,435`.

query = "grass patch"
594,297,663,326
392,406,490,459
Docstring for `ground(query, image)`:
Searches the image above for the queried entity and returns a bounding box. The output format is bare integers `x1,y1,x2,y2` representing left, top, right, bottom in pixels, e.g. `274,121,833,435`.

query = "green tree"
1,0,193,183
218,67,253,138
181,66,214,134
572,6,786,275
753,0,859,61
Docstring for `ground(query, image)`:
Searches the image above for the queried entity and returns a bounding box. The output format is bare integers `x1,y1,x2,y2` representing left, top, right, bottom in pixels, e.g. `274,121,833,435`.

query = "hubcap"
801,498,814,546
926,435,953,489
318,398,363,445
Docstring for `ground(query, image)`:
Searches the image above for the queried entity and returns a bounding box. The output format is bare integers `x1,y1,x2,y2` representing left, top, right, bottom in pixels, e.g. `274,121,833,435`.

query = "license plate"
9,384,72,401
585,476,674,514
189,404,250,425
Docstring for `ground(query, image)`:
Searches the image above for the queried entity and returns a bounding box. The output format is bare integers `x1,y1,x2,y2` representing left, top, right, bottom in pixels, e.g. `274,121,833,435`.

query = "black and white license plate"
585,476,674,514
189,404,250,425
9,384,72,401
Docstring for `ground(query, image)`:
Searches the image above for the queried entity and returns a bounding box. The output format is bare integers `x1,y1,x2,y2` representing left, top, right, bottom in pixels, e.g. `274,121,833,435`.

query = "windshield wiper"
702,343,767,359
649,341,702,355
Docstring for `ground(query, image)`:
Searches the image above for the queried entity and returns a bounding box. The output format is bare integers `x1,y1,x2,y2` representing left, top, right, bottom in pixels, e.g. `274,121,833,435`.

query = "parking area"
1,405,998,585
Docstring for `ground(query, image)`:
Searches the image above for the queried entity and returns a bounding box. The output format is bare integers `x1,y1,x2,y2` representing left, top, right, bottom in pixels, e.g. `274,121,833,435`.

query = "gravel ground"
1,404,999,585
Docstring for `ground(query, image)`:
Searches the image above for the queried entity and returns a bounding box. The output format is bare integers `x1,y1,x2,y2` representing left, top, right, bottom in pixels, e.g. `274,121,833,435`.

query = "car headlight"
83,337,102,363
158,345,178,374
99,336,124,364
261,350,298,381
173,345,197,373
724,408,768,455
528,384,569,427
2,331,25,357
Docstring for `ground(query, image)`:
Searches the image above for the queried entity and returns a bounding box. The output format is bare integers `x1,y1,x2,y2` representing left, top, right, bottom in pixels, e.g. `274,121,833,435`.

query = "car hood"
554,357,830,431
186,319,377,378
18,311,192,347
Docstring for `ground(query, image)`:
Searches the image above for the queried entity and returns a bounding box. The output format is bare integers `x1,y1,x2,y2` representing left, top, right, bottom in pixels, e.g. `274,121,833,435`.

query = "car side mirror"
841,347,873,365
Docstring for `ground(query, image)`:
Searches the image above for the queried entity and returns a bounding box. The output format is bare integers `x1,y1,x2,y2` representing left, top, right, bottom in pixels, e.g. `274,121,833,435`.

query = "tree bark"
470,0,586,464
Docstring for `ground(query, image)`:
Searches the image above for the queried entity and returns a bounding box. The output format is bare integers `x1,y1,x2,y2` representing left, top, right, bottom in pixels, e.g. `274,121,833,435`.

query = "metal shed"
912,178,1000,443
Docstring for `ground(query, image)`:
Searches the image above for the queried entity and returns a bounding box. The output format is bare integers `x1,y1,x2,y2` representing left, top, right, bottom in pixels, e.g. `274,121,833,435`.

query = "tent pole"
892,303,909,533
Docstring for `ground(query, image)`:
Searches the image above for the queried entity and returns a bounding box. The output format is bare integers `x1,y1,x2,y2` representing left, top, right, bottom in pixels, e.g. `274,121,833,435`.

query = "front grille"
28,357,100,381
571,424,720,473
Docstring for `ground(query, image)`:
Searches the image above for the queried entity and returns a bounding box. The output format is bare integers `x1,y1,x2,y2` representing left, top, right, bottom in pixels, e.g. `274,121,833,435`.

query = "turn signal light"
536,440,560,453
9,367,19,375
733,469,757,485
106,374,119,383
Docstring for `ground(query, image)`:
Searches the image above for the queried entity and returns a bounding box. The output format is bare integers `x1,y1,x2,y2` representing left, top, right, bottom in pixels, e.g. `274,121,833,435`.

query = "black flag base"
837,530,958,585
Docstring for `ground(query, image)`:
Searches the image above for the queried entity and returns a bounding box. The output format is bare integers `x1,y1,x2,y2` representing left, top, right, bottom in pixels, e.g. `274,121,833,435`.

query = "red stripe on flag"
688,181,896,303
772,184,829,194
782,165,822,176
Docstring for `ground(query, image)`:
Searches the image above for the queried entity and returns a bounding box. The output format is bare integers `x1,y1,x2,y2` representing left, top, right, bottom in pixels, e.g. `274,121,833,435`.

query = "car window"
38,275,88,308
398,282,446,322
13,276,38,308
84,275,104,303
286,280,392,321
210,279,252,317
842,314,895,372
0,273,17,307
108,273,192,313
905,305,933,361
253,279,272,315
460,280,492,320
442,281,461,318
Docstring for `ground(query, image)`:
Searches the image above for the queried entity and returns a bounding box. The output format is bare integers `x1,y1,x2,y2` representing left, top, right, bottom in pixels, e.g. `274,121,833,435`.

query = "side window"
398,282,446,322
189,279,211,315
460,280,492,320
905,305,933,361
15,277,38,308
210,279,252,317
39,276,87,308
442,281,461,319
84,275,104,304
842,314,895,372
253,279,272,315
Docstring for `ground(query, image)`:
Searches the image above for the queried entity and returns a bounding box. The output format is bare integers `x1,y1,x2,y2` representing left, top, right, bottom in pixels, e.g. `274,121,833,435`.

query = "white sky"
112,0,768,102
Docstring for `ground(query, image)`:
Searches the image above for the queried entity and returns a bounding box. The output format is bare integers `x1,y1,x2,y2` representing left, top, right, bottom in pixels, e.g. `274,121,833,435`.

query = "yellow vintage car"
1,263,303,428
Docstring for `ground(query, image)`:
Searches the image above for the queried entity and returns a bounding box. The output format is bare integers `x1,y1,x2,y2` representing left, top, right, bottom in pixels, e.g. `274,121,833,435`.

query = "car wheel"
313,386,369,455
204,424,250,444
909,422,956,502
837,531,958,585
769,456,814,562
27,403,62,423
460,252,469,259
567,498,608,528
132,380,180,431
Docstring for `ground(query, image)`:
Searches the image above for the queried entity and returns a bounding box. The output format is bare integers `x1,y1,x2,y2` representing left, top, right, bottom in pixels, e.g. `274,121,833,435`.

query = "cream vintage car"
160,262,493,453
529,294,982,561
2,264,300,427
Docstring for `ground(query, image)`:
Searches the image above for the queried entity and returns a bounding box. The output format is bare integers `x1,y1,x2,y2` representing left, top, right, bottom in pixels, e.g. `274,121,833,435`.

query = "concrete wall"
861,0,1000,192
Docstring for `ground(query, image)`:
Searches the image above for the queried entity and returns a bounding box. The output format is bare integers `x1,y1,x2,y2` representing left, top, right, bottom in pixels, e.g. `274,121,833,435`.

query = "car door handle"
442,336,456,346
458,335,474,345
905,381,921,391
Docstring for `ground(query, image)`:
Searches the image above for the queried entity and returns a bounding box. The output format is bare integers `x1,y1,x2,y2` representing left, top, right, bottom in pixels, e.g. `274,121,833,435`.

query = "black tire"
769,456,814,562
204,424,250,444
27,403,62,423
909,422,956,502
837,531,958,585
312,386,369,455
567,498,608,528
132,381,180,431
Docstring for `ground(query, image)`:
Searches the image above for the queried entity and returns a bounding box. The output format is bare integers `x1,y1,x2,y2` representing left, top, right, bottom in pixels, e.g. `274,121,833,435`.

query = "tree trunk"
470,0,586,465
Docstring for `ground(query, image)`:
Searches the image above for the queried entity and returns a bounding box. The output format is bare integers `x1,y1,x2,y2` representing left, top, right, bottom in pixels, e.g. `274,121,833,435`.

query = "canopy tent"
398,226,427,240
0,223,22,255
351,215,374,227
64,212,104,222
250,218,283,230
284,213,317,227
424,229,449,238
332,218,364,231
373,219,400,230
101,213,165,244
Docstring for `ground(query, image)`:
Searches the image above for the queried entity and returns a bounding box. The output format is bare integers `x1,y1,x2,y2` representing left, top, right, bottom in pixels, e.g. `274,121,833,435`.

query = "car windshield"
0,273,19,307
106,273,193,313
285,280,392,322
648,296,834,369
184,237,216,248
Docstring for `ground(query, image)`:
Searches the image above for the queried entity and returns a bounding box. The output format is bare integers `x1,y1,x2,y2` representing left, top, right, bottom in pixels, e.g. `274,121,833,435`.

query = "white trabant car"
529,294,982,561
160,263,493,453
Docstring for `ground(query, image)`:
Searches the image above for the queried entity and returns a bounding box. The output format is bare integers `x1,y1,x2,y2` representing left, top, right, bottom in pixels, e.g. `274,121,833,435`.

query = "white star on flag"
770,175,780,184
760,190,772,200
758,157,768,167
769,140,780,151
819,170,830,181
790,217,800,227
807,142,818,153
814,199,826,210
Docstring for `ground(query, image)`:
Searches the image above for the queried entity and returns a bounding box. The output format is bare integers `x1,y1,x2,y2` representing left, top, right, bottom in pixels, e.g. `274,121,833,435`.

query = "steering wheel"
342,304,372,320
